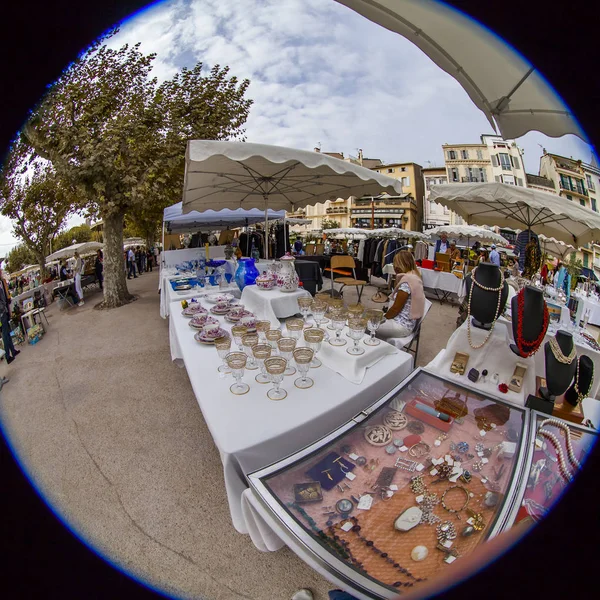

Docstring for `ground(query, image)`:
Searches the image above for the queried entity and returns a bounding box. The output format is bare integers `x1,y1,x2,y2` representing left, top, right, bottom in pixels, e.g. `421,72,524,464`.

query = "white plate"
205,293,234,304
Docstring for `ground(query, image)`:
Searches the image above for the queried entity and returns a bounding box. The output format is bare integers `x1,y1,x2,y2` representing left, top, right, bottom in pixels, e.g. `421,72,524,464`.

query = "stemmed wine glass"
265,357,288,401
231,325,248,352
265,329,282,355
347,318,367,356
215,336,232,373
346,303,365,338
304,327,325,368
326,299,344,330
364,309,384,346
252,344,272,384
255,320,271,343
242,333,259,370
225,352,249,395
293,347,315,389
329,310,348,346
277,337,297,375
286,318,305,340
297,296,313,327
312,300,328,331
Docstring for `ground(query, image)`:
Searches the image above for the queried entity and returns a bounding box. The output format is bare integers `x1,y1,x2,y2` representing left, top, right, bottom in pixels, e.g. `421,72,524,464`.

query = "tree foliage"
321,219,341,230
5,244,36,274
53,223,93,252
20,30,252,308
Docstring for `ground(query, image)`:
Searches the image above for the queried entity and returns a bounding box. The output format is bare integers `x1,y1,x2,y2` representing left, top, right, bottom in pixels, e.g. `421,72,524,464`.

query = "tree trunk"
101,211,133,309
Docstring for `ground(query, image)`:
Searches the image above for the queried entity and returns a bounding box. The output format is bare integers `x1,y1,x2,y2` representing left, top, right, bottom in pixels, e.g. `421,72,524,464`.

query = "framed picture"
547,302,562,323
23,299,34,312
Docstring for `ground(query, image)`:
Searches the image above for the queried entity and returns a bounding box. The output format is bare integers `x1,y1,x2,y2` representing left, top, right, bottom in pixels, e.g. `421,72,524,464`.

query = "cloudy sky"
0,0,594,256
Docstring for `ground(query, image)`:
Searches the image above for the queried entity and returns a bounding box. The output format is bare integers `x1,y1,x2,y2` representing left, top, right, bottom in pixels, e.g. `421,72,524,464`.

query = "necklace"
538,418,580,470
441,485,470,519
467,267,505,349
345,516,425,588
573,357,594,404
549,336,576,364
536,430,573,482
515,288,549,357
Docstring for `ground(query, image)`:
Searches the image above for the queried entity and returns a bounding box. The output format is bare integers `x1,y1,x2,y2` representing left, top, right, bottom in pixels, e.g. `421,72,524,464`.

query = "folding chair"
326,256,367,302
315,243,324,255
387,299,433,367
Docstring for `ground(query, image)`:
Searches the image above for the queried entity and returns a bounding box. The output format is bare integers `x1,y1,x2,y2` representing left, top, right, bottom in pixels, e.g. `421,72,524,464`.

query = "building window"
476,150,483,160
491,155,498,167
517,177,523,186
580,199,586,207
450,168,459,182
583,253,589,268
586,174,595,191
479,168,486,182
566,194,573,201
401,176,410,187
400,167,406,172
499,153,511,170
513,156,520,169
461,150,469,159
387,168,394,173
592,197,597,212
447,150,457,160
495,175,501,183
502,174,515,185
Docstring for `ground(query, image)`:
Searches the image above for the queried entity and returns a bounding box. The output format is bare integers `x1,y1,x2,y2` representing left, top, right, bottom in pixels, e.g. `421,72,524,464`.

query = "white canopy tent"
335,0,586,141
427,224,510,246
181,141,403,258
428,182,600,247
46,242,103,262
324,228,370,239
367,227,430,241
538,234,575,261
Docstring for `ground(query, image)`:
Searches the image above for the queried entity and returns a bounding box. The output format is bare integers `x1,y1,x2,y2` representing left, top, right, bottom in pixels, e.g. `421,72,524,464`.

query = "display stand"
552,398,585,425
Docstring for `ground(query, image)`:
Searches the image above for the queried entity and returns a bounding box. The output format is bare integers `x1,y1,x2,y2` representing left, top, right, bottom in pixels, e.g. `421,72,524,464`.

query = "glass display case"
506,410,598,528
248,369,531,599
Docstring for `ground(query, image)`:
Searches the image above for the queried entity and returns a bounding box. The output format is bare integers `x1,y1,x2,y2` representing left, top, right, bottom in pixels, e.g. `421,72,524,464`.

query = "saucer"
194,328,229,344
182,305,207,317
210,306,231,315
174,284,192,291
225,310,254,323
206,293,234,304
188,316,220,329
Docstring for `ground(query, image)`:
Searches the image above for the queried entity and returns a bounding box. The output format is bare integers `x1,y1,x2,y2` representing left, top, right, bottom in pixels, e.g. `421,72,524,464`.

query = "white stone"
394,507,423,532
410,545,429,562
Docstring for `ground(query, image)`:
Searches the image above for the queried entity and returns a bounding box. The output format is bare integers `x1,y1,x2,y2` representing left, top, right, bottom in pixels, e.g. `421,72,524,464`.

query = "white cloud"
1,0,594,251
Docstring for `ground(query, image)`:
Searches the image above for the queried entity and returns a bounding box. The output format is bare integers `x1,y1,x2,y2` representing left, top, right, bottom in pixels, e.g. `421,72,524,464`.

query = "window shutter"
495,175,501,183
513,156,520,169
509,155,514,167
491,155,499,167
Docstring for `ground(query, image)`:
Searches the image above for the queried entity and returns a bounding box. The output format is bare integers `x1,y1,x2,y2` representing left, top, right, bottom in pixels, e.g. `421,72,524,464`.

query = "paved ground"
0,271,458,600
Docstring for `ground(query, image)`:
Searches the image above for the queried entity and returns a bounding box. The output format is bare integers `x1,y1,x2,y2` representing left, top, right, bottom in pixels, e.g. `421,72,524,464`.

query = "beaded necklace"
536,418,581,483
573,357,594,404
514,288,549,357
467,267,505,350
549,336,576,364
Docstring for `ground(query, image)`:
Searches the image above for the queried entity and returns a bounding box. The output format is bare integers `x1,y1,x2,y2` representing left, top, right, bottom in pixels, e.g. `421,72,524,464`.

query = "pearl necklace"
574,357,594,404
549,336,576,364
536,430,573,483
467,267,505,350
537,418,581,483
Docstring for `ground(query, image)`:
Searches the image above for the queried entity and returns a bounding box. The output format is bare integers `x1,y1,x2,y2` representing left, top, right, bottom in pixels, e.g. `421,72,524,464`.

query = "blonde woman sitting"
377,250,425,340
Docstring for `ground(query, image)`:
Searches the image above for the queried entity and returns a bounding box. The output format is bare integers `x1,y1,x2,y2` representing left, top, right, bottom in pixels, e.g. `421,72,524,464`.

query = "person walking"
135,246,143,276
146,248,153,272
489,244,501,267
0,269,19,364
73,251,85,306
95,249,104,290
127,247,137,279
154,245,160,268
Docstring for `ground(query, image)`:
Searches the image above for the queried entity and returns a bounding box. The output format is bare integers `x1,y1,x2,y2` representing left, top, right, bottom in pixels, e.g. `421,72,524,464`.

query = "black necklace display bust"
510,286,547,357
539,330,577,402
465,263,508,330
565,355,594,406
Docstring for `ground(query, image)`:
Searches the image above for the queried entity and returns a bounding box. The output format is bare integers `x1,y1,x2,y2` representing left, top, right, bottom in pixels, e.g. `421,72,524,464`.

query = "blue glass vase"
235,258,259,291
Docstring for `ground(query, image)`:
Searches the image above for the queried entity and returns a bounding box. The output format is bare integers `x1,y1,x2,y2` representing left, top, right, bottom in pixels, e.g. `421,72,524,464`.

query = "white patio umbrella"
368,227,430,241
538,234,575,261
335,0,585,141
46,241,104,262
324,228,371,238
181,141,403,258
429,182,600,246
428,224,510,246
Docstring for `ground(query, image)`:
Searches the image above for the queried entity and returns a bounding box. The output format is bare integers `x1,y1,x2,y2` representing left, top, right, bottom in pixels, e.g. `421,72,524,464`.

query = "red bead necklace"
515,288,549,357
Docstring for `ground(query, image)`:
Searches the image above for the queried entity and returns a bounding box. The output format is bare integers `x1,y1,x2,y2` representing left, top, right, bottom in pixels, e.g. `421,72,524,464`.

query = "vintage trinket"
336,499,354,514
484,492,499,508
508,363,527,393
394,506,423,532
395,457,418,472
385,444,397,455
375,467,396,488
355,456,367,466
467,368,480,383
403,434,422,447
383,410,408,430
450,351,469,375
364,424,393,447
410,545,429,561
293,482,324,503
406,420,425,435
393,439,404,448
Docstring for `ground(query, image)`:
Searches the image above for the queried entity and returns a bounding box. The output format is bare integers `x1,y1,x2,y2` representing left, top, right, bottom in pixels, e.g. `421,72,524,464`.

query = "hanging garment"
357,239,365,263
415,241,429,261
516,230,539,271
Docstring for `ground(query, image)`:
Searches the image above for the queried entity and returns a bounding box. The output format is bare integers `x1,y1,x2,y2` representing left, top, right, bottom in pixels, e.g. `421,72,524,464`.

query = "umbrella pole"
264,197,269,260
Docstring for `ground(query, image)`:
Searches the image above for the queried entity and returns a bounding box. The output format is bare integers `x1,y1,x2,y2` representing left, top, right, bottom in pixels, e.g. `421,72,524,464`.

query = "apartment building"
361,162,425,231
539,151,600,277
422,166,451,229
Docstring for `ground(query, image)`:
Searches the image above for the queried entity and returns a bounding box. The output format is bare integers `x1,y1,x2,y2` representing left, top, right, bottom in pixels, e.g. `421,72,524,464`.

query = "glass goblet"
255,320,271,343
231,325,248,352
265,329,282,355
347,303,365,321
277,337,297,375
329,310,348,346
225,352,249,395
347,318,366,356
297,296,313,327
241,333,259,370
293,347,315,389
286,318,305,340
252,343,272,384
364,309,384,346
304,327,325,368
265,357,288,401
327,300,344,330
312,300,328,331
215,336,232,373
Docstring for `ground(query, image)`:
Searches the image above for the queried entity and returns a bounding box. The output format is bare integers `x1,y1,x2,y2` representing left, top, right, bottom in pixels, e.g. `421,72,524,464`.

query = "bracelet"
408,442,430,458
441,485,470,518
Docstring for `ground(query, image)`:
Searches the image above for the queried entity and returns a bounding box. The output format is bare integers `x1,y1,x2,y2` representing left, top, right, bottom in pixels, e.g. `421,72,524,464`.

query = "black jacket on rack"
239,231,265,258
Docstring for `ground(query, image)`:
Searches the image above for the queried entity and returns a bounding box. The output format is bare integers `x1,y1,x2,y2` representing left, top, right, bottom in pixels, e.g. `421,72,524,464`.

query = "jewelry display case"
248,369,530,599
505,410,598,528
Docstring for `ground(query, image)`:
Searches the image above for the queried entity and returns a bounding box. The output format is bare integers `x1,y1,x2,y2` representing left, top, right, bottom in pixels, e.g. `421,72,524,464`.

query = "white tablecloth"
168,296,414,539
240,286,310,326
418,268,465,301
572,294,600,326
161,246,226,267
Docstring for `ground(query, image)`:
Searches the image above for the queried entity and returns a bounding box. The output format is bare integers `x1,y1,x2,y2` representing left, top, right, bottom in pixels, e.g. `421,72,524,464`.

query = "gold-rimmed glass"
231,325,248,352
347,303,365,320
252,344,272,384
312,300,328,331
277,337,297,375
215,336,232,373
330,309,348,347
265,357,288,401
304,327,325,368
256,320,271,343
286,318,305,340
265,329,282,355
293,347,314,389
241,333,259,370
347,318,366,356
225,352,249,395
326,299,344,330
364,309,385,346
297,296,313,326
